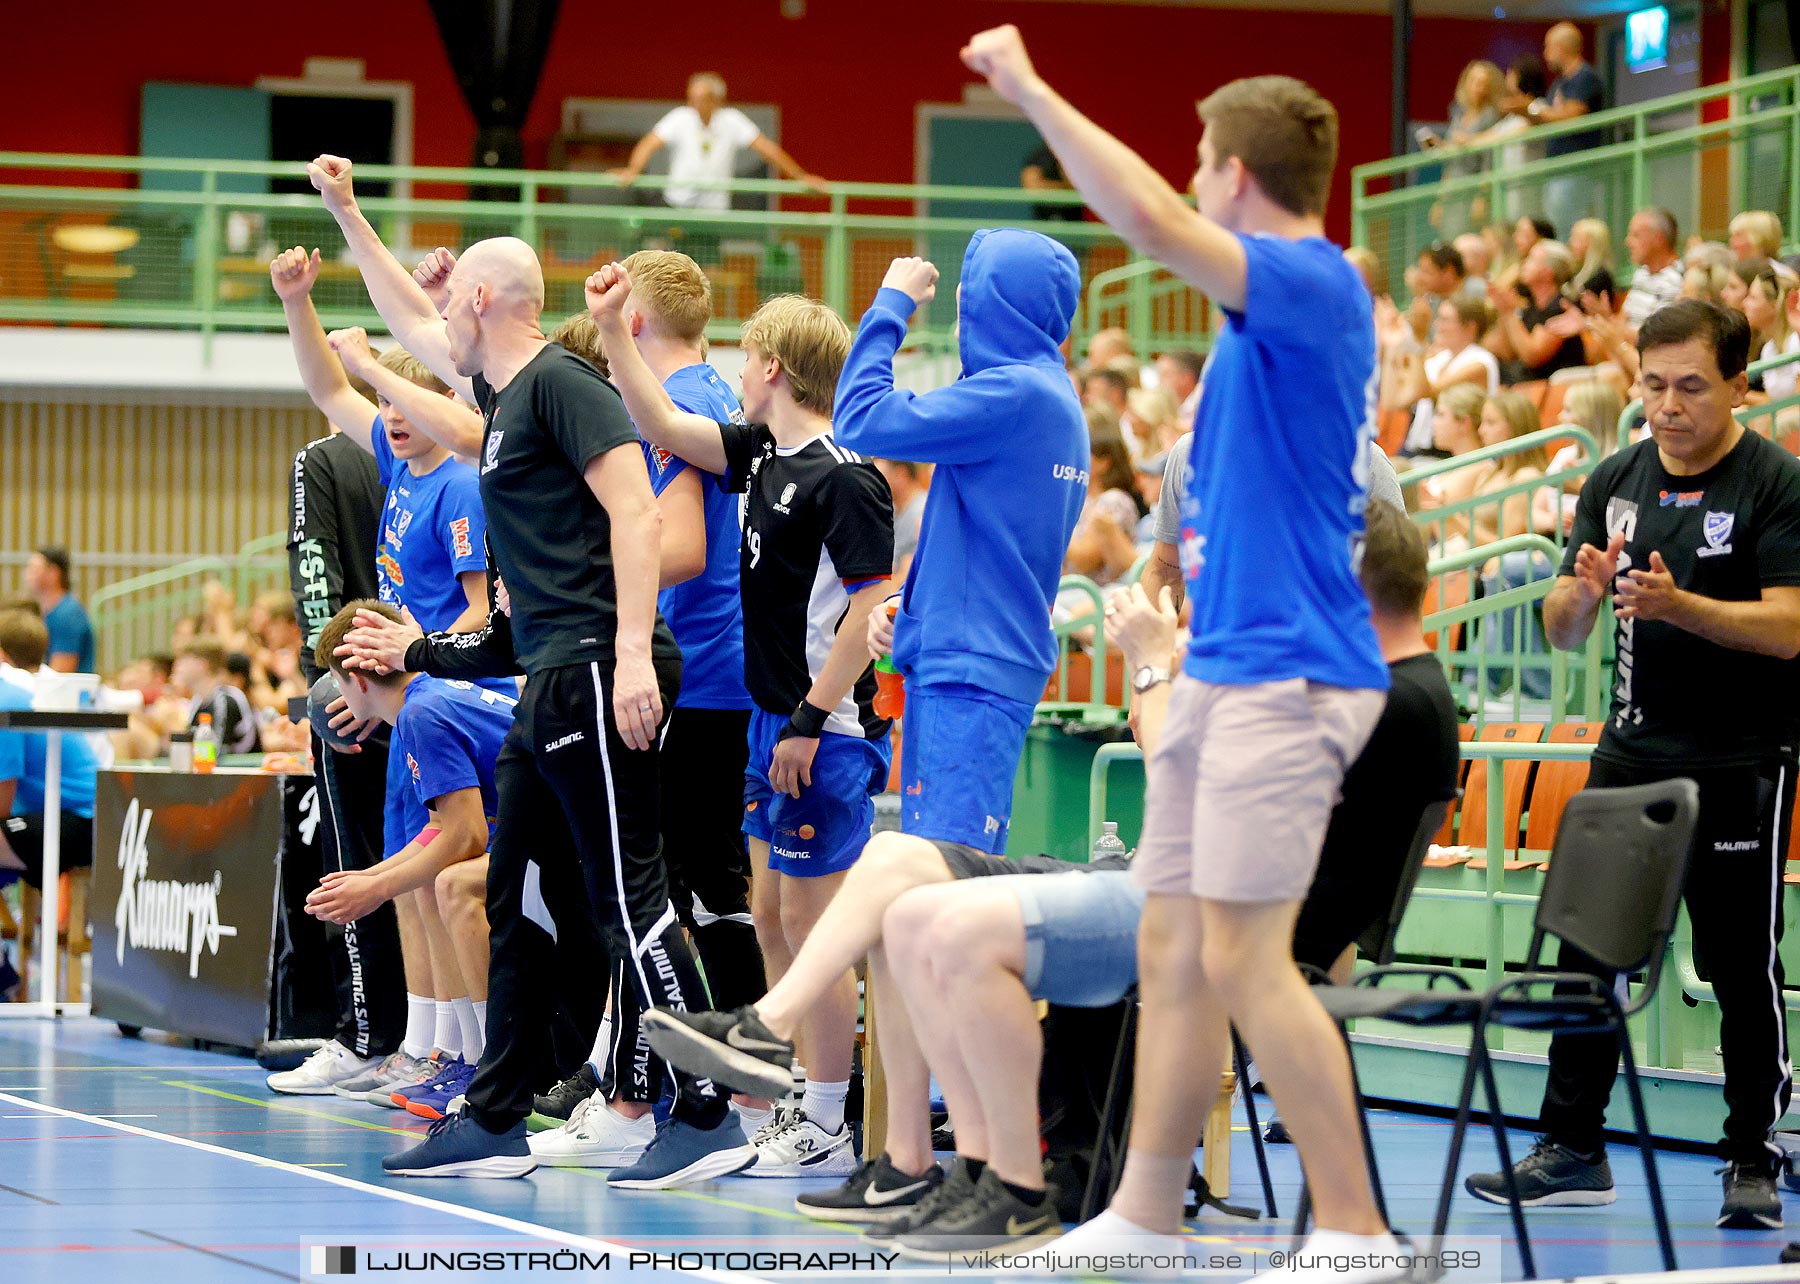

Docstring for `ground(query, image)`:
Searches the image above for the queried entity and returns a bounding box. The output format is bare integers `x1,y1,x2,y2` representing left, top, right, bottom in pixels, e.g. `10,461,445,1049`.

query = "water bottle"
872,600,906,719
193,712,218,774
1092,820,1129,863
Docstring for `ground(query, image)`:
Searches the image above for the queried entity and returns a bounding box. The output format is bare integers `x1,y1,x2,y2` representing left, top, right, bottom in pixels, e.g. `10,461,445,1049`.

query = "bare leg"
1204,898,1383,1235
414,883,468,1001
865,938,937,1175
887,886,993,1165
1109,893,1229,1234
436,857,490,1002
779,869,857,1086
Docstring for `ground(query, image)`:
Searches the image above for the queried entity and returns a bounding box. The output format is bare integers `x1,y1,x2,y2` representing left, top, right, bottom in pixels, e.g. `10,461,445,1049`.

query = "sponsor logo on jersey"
1697,510,1735,558
450,516,472,560
377,548,405,587
652,446,675,474
406,752,421,781
1658,489,1703,508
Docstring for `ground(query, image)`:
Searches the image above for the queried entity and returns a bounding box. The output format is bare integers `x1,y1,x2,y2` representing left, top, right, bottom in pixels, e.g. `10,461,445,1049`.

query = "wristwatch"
1131,665,1172,695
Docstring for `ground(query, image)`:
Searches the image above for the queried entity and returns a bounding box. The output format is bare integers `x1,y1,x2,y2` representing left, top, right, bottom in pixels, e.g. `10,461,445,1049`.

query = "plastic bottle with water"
1092,820,1129,863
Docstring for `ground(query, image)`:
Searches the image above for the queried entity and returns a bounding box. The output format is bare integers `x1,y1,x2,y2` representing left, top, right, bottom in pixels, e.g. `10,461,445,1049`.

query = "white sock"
735,1102,774,1135
403,994,435,1060
453,997,484,1064
472,1000,487,1041
585,1015,614,1074
434,1000,461,1059
801,1079,850,1134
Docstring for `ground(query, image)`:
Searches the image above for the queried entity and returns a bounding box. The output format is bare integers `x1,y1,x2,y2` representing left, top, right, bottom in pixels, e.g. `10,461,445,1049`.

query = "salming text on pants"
466,659,727,1133
312,728,406,1059
1539,756,1795,1165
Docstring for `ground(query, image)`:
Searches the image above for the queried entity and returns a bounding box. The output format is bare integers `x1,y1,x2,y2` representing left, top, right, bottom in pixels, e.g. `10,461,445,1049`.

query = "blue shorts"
899,684,1034,854
744,709,890,878
382,742,428,860
1012,870,1144,1007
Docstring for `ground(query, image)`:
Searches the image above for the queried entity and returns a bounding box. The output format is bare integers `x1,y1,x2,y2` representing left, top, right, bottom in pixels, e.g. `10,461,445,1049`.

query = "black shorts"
3,812,95,889
936,842,1086,880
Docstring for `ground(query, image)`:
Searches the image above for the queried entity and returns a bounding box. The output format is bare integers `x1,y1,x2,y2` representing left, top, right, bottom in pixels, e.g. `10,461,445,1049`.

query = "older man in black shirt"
1467,301,1800,1230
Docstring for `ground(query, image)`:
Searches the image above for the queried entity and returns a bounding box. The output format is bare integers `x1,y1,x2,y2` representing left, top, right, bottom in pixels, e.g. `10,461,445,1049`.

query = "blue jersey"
43,597,95,673
392,676,515,836
1179,235,1388,693
645,364,751,710
0,675,99,819
372,417,490,634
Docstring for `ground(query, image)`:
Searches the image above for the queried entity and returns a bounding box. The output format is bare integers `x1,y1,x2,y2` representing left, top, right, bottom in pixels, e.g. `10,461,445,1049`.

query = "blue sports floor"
3,1019,1799,1283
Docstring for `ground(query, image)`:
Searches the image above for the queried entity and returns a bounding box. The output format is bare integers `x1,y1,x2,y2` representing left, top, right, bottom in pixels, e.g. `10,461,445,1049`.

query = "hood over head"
957,229,1081,376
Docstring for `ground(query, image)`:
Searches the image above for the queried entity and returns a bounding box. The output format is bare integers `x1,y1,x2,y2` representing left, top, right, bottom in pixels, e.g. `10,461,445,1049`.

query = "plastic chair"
1311,779,1698,1279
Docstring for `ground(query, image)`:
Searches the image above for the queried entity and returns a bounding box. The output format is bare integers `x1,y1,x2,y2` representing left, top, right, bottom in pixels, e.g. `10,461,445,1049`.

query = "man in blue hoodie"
832,232,1087,857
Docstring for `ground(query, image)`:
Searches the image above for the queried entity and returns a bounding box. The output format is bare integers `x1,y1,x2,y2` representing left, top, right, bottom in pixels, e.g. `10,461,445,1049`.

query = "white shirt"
652,106,762,210
1764,334,1800,402
1405,344,1501,453
1623,261,1685,331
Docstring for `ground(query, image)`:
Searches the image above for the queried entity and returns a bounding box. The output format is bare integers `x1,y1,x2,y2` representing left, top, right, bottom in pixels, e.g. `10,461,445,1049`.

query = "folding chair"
1310,780,1698,1279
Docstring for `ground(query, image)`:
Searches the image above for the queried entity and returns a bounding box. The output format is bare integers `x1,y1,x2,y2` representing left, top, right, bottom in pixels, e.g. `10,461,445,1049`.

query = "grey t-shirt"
1151,431,1404,546
893,493,927,566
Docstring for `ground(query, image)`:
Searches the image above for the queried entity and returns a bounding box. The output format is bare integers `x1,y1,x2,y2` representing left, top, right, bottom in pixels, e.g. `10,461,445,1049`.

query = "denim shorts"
1011,870,1145,1008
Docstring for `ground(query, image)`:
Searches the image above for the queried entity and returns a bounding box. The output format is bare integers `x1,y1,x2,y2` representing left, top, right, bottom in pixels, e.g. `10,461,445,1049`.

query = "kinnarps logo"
114,798,239,979
309,1246,356,1275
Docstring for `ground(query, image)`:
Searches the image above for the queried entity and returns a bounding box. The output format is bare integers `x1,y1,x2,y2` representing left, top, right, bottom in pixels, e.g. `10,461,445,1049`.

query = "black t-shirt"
1295,653,1462,966
1024,144,1082,223
287,433,382,687
191,685,261,756
473,344,679,674
1518,297,1586,381
1547,64,1606,157
1560,431,1800,766
720,423,894,738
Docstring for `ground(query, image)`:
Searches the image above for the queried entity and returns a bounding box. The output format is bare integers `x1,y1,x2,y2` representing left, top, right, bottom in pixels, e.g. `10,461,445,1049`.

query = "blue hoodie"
835,229,1088,707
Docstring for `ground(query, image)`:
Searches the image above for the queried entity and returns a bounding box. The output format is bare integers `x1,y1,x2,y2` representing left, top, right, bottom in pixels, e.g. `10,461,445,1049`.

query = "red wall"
3,1,1568,243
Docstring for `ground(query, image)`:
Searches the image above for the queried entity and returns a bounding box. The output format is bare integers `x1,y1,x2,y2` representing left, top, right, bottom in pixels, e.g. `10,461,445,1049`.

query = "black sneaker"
892,1168,1063,1262
529,1063,600,1132
795,1153,945,1222
1262,1118,1292,1144
864,1158,978,1244
1464,1137,1616,1207
1718,1160,1783,1230
642,1005,794,1099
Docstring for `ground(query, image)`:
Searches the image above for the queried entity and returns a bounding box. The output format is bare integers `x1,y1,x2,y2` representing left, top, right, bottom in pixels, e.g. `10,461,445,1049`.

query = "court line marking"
0,1179,57,1205
136,1229,300,1281
0,1091,765,1284
164,1080,421,1136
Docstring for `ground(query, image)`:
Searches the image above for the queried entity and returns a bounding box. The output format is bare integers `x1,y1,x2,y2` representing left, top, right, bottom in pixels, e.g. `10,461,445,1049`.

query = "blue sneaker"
608,1112,757,1189
405,1060,478,1122
390,1056,466,1110
382,1112,536,1178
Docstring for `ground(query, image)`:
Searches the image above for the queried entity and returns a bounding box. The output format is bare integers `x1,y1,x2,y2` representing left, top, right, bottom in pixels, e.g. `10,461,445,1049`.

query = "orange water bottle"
193,712,218,774
873,601,905,719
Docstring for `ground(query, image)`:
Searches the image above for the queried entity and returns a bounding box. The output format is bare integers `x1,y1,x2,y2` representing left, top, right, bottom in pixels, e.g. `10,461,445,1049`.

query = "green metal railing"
0,153,1208,356
1618,346,1800,447
1049,574,1111,707
89,530,287,671
1351,66,1800,306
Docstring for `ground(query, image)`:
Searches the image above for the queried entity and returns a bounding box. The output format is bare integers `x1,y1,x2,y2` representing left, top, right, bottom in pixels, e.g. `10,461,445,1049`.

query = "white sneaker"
739,1108,856,1178
529,1097,656,1167
331,1050,431,1101
267,1040,382,1096
1008,1210,1190,1280
1253,1230,1409,1284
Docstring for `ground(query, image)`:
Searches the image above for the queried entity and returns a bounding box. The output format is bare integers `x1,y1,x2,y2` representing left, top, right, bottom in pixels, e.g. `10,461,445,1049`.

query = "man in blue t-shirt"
0,668,100,892
963,27,1400,1277
304,600,516,1124
270,247,498,1099
26,547,94,674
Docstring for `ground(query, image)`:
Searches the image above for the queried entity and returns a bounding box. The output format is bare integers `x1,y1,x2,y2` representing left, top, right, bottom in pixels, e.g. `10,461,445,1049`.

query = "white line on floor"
0,1091,765,1284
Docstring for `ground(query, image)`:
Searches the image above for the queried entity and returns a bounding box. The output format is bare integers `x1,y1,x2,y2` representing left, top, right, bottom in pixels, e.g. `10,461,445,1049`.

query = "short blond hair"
377,345,448,395
548,311,611,377
621,251,712,344
1731,210,1784,259
740,296,851,417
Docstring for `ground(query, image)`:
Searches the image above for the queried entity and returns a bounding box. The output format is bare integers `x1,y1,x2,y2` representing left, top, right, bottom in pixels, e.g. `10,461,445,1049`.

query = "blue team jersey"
43,597,95,673
645,364,751,710
391,677,516,837
372,416,490,634
0,675,99,819
1180,235,1388,693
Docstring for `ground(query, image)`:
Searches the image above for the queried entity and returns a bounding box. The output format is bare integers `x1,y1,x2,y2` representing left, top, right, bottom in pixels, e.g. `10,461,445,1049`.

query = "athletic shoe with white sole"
642,1005,794,1099
391,1056,469,1110
331,1051,432,1101
529,1096,656,1167
1464,1137,1616,1207
795,1153,945,1222
739,1108,856,1178
381,1113,537,1179
405,1060,478,1122
864,1160,978,1244
266,1040,382,1096
892,1168,1062,1262
608,1112,756,1189
368,1053,441,1107
529,1062,602,1132
1718,1160,1783,1230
